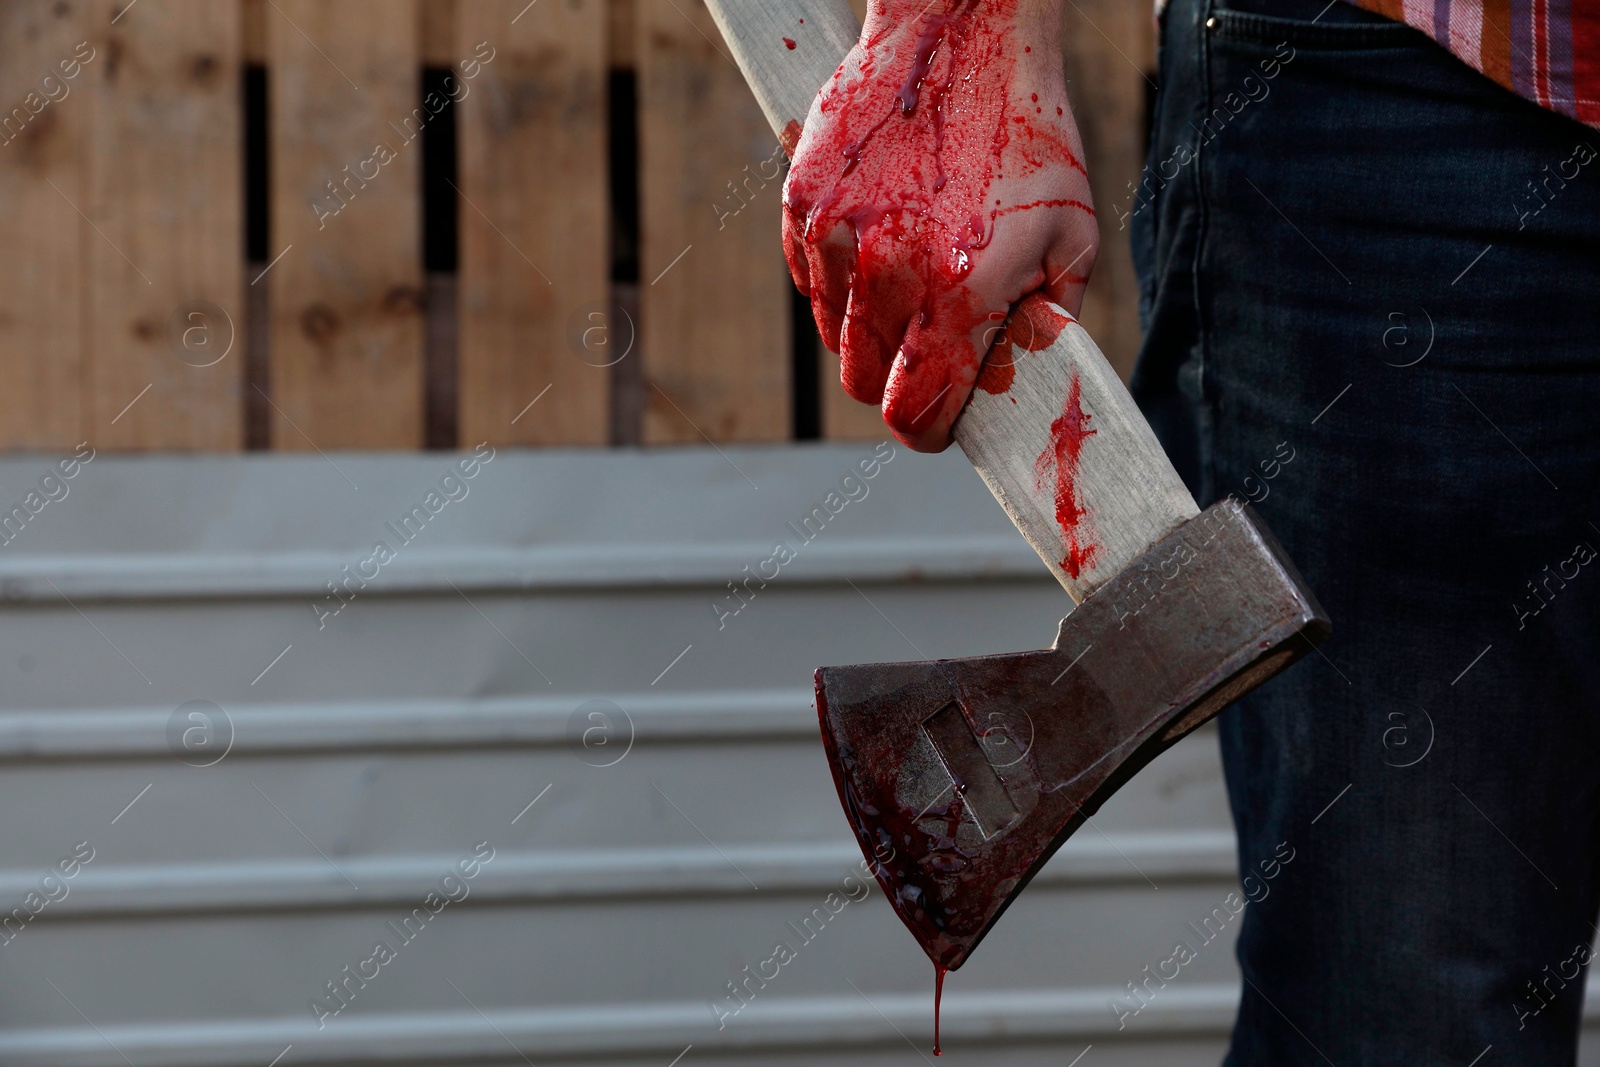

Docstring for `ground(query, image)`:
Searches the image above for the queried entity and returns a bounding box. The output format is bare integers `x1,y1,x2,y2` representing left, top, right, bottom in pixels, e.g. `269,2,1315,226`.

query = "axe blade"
815,500,1330,970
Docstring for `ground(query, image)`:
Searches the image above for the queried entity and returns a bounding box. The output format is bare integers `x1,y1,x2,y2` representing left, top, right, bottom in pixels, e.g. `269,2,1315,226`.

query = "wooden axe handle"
705,0,1200,603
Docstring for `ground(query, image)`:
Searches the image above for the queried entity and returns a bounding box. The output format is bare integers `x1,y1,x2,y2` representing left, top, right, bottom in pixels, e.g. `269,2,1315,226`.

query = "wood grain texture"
457,0,608,446
608,0,635,68
1062,0,1152,382
701,0,858,142
0,0,90,449
954,305,1196,601
701,1,875,440
87,0,243,449
243,0,264,64
420,0,457,67
268,0,423,450
706,0,1197,598
638,0,790,444
703,0,877,441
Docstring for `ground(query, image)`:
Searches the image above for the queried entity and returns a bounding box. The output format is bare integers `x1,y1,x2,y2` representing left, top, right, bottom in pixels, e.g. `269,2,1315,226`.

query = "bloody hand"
783,0,1098,452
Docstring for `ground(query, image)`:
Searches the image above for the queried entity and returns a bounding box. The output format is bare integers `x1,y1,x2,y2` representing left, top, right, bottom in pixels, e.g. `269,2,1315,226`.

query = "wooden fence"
0,0,1151,452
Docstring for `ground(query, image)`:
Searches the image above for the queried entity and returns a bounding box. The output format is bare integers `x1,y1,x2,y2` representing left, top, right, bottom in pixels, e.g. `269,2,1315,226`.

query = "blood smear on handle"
976,293,1071,395
1034,369,1099,578
780,119,804,158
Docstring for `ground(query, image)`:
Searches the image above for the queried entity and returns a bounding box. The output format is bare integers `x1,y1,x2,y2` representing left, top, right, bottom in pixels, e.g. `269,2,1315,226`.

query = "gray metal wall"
0,443,1588,1066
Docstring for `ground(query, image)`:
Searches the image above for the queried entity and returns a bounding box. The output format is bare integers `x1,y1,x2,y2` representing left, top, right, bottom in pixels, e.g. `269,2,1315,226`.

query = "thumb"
1041,221,1099,316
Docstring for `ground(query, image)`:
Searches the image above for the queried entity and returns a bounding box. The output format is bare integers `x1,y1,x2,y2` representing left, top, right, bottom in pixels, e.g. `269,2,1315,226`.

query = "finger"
879,287,1001,452
839,232,921,406
1041,213,1099,317
781,201,811,296
804,225,855,354
877,206,1065,451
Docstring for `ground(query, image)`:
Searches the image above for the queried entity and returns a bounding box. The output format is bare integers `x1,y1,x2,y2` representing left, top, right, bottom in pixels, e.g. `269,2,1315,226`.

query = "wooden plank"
638,0,791,444
696,1,876,440
86,0,243,449
610,281,645,444
424,271,457,448
268,0,423,450
1062,0,1151,382
0,0,90,449
456,0,609,446
609,0,635,68
420,0,457,67
243,0,264,65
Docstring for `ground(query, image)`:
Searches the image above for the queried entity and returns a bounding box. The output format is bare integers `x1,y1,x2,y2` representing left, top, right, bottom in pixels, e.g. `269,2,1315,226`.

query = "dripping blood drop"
783,36,796,49
977,292,1071,395
934,964,947,1055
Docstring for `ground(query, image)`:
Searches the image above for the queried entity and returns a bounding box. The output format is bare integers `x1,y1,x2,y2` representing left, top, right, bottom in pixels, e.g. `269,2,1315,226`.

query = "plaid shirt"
1347,0,1600,127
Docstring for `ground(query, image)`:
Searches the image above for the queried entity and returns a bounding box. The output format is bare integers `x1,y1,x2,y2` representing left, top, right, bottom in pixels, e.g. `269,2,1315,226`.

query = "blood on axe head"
704,0,1331,973
817,500,1328,970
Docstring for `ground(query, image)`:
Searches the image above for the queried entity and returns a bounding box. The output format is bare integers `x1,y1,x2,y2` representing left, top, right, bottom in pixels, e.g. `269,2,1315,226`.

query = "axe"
704,0,1330,999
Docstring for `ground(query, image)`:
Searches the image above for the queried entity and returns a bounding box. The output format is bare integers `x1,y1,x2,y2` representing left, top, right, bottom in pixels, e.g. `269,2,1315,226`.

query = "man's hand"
783,0,1097,452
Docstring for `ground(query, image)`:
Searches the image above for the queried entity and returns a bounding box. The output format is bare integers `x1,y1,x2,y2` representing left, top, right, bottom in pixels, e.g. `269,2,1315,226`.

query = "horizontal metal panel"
0,539,1044,601
0,986,1242,1067
3,987,1597,1067
0,718,1234,876
0,446,1047,601
0,569,1072,712
0,832,1240,916
0,446,1323,1067
0,689,819,759
0,880,1249,1023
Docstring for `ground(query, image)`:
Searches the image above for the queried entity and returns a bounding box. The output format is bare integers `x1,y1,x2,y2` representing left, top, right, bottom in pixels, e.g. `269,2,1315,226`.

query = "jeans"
1129,0,1600,1061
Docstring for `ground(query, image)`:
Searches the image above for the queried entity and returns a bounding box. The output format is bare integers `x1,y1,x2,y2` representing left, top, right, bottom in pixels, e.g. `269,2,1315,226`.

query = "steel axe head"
815,499,1330,970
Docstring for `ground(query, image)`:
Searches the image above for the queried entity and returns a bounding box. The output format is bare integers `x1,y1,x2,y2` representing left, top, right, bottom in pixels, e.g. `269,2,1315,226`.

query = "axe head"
815,500,1329,970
